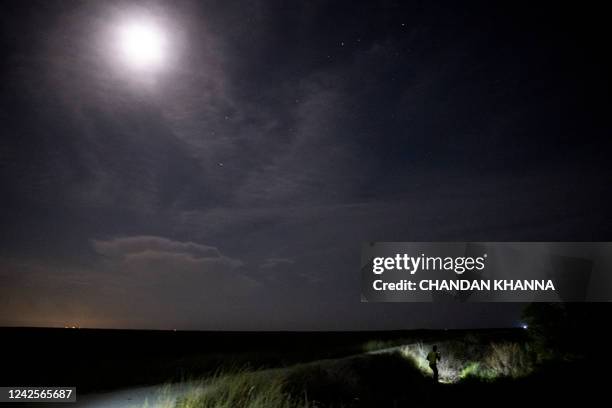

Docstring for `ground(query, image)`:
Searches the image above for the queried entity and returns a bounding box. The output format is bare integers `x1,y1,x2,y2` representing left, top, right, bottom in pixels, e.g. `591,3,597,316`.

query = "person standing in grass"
427,345,441,383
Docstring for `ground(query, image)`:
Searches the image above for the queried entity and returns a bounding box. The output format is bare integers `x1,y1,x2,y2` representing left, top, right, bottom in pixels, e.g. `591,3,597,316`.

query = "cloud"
91,235,251,294
92,235,236,264
259,257,295,269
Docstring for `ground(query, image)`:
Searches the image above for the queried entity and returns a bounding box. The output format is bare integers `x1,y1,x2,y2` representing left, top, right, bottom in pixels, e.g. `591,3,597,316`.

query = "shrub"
484,343,532,378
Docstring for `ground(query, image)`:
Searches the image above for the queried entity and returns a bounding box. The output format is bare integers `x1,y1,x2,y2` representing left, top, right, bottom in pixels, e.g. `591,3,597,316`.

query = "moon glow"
116,20,167,70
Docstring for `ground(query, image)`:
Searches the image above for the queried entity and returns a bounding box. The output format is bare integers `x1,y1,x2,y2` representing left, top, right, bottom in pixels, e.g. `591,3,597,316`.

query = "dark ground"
1,326,610,407
2,327,519,392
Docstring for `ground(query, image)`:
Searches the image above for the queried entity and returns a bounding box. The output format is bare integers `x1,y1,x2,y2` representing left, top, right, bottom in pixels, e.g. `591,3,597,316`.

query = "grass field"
2,323,607,407
171,330,596,408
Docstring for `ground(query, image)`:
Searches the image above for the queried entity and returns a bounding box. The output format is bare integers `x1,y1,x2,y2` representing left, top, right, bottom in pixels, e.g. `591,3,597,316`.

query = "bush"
485,343,533,378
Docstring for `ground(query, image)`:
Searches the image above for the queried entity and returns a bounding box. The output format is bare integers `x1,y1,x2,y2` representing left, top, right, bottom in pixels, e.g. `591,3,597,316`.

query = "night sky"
1,0,610,330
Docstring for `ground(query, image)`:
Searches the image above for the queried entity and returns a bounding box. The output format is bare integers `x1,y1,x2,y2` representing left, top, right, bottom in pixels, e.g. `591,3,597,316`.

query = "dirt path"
21,383,202,408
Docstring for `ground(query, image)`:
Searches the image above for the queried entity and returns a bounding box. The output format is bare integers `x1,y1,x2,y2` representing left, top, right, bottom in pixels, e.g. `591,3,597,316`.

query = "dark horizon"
1,326,526,333
1,0,611,330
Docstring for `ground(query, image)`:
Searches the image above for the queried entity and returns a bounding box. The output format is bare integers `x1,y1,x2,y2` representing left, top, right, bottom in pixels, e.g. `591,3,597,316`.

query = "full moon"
117,21,167,70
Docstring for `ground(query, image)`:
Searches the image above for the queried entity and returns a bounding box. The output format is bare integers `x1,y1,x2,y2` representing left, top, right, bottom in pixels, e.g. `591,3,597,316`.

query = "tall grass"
176,369,310,408
484,343,533,378
400,339,534,382
175,335,538,407
175,352,429,408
